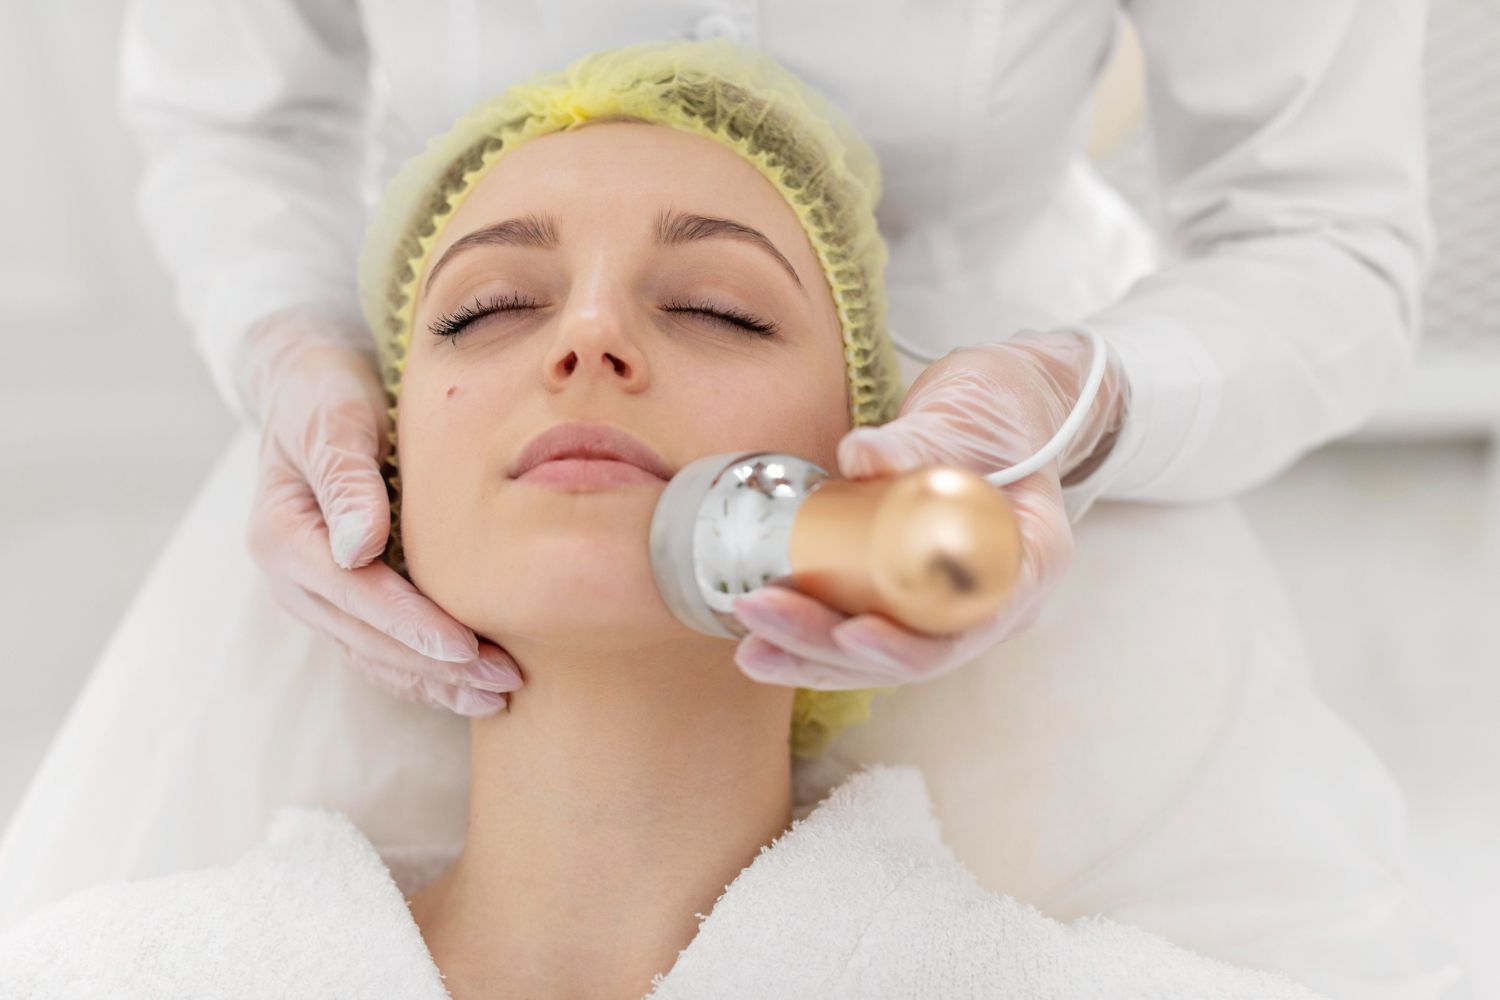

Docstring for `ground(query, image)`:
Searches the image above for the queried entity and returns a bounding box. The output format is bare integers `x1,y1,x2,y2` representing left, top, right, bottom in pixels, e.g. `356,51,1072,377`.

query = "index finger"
323,556,481,664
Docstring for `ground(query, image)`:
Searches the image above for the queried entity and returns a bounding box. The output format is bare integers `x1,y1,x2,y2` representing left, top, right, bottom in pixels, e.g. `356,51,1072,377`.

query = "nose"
540,279,650,394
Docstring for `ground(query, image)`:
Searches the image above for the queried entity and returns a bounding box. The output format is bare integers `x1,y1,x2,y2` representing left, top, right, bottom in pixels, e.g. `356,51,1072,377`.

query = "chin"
426,523,689,649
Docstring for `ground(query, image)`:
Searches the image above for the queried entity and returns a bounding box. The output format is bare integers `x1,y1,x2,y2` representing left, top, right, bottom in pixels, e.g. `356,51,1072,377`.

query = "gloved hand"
731,328,1130,691
240,306,523,716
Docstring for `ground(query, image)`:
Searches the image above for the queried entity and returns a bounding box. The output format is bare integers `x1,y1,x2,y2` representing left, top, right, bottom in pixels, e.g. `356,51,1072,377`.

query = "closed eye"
662,299,778,337
428,291,541,340
428,292,779,340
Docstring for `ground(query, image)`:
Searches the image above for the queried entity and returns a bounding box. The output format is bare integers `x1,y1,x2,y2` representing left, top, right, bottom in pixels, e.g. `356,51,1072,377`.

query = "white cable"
888,324,1110,488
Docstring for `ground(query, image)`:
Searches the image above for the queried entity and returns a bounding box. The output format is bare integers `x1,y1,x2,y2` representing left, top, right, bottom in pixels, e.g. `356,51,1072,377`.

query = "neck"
410,632,796,999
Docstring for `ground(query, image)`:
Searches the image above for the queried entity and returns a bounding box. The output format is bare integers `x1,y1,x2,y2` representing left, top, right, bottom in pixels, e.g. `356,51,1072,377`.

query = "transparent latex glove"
241,306,523,716
732,328,1130,691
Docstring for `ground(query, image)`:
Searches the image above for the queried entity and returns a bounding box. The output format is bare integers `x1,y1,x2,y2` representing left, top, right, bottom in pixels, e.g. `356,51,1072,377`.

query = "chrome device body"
649,452,826,639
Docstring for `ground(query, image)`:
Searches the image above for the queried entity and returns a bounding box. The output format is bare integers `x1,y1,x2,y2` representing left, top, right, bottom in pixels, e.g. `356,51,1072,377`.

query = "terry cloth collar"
265,762,950,997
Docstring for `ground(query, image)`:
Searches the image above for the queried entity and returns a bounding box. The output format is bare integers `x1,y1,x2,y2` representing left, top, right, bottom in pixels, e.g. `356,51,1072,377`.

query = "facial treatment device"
650,326,1109,639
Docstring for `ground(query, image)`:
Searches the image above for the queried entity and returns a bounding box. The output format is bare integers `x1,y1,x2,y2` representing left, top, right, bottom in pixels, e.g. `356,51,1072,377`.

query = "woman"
0,2,1463,996
0,49,1326,996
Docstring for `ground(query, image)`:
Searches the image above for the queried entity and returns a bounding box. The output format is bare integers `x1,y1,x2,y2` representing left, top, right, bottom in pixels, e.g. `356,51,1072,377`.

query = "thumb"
836,425,918,480
307,397,393,571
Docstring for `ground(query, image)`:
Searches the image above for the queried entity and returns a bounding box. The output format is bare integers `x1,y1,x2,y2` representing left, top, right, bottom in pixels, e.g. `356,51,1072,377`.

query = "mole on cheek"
446,385,458,398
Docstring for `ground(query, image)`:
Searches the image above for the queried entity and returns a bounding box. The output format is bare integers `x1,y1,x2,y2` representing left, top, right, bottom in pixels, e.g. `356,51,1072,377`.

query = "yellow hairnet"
357,38,904,759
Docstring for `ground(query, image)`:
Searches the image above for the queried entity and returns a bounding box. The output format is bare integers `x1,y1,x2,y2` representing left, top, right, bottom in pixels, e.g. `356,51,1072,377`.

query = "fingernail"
425,633,479,663
836,429,887,475
472,655,523,691
451,687,507,717
734,597,789,631
329,515,368,569
834,631,904,670
737,644,795,678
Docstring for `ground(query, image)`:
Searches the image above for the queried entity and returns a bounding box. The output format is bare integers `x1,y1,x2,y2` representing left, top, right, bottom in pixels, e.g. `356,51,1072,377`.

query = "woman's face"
397,121,851,651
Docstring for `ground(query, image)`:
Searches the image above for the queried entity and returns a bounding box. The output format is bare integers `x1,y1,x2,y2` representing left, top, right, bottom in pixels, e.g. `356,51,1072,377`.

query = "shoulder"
0,808,448,1000
840,860,1327,999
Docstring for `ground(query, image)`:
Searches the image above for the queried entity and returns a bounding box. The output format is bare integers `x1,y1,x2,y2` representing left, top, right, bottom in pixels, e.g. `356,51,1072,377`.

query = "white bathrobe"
0,763,1324,999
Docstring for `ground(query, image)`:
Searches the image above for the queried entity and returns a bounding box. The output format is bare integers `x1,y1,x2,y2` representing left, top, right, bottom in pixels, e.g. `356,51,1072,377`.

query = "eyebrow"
422,208,805,296
424,213,560,295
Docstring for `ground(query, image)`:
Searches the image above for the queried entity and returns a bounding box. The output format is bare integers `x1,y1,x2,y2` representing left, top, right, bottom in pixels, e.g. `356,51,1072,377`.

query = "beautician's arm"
734,0,1430,684
1061,0,1432,520
119,0,372,422
118,0,521,714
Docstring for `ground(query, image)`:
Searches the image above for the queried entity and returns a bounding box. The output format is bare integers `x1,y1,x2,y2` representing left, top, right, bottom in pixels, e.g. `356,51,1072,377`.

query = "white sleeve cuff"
201,273,367,428
1061,316,1222,523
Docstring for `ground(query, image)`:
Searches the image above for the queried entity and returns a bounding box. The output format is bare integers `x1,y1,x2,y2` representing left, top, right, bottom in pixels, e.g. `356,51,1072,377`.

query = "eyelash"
427,292,779,340
665,299,780,337
427,291,536,339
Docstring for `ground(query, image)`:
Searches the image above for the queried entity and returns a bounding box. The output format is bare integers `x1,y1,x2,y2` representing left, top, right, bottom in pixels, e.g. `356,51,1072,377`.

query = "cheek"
398,381,476,488
398,346,517,470
393,376,497,586
772,333,854,461
676,340,851,470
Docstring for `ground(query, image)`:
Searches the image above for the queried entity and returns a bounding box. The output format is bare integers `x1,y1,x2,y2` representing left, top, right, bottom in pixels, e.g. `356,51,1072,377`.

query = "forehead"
428,121,811,262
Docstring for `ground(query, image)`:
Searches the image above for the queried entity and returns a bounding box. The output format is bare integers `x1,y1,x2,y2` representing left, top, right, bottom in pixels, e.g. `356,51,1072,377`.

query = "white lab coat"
0,2,1465,998
115,0,1432,521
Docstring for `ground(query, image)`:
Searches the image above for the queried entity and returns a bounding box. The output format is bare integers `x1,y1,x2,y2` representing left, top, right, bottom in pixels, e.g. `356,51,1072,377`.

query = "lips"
510,421,674,481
